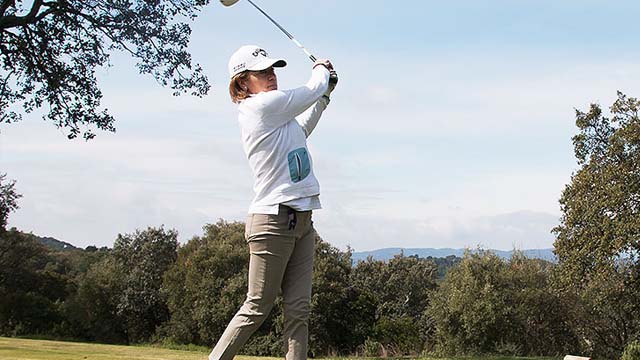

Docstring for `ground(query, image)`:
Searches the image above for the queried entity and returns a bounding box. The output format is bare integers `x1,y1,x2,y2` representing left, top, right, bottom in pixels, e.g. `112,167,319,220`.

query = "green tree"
553,92,640,358
428,251,576,356
352,253,438,355
62,254,128,343
0,173,21,231
161,220,251,346
0,230,68,336
1,0,210,139
428,251,509,355
113,226,178,343
554,91,640,280
426,254,461,279
506,254,578,356
564,265,640,359
310,237,376,357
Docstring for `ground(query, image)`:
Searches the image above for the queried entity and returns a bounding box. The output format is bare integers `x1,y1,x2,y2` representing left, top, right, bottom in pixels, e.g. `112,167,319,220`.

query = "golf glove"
327,70,338,95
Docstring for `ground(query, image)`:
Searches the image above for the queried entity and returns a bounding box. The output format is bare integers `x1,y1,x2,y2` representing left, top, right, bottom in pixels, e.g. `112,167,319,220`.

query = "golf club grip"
290,38,316,62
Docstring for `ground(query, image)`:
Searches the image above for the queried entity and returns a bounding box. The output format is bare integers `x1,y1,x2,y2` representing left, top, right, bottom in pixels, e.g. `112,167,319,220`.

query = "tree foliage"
352,254,438,355
161,220,250,346
622,341,640,360
428,251,577,356
561,265,640,359
309,237,376,357
113,226,178,343
0,0,210,139
0,173,21,230
0,230,68,336
3,216,597,357
552,92,640,358
63,254,128,343
554,92,640,281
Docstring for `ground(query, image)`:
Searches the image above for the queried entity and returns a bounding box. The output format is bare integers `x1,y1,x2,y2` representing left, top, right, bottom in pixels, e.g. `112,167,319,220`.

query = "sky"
2,0,640,252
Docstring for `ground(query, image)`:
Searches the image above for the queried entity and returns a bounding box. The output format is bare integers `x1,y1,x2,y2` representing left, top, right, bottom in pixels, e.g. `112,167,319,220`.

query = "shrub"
428,250,578,356
362,338,383,357
621,341,640,360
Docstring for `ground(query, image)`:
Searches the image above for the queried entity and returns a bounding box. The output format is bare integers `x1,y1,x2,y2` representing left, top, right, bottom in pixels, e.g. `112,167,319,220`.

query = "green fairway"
0,337,560,360
0,337,223,360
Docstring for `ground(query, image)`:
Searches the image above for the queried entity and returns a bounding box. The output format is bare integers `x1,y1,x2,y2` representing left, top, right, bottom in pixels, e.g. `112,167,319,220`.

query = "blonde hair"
229,72,251,103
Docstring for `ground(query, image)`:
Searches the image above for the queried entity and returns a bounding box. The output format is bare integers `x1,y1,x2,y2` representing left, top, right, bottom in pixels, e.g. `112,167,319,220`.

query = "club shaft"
246,0,316,62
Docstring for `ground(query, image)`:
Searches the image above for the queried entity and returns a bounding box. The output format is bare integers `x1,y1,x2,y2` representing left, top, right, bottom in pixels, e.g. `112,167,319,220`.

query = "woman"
208,45,337,360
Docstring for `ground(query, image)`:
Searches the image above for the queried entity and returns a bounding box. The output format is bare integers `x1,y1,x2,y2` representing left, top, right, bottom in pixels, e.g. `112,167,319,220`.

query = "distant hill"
24,231,557,261
35,235,79,251
352,247,556,263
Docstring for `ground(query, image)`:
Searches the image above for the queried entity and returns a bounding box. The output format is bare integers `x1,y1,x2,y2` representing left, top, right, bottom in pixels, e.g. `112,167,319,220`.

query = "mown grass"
0,337,561,360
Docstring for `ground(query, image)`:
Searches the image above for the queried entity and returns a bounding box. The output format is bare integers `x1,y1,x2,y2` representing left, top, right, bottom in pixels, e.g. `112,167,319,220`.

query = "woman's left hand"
313,59,334,71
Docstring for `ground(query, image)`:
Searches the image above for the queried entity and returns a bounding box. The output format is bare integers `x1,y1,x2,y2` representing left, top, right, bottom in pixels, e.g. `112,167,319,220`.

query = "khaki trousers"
209,205,315,360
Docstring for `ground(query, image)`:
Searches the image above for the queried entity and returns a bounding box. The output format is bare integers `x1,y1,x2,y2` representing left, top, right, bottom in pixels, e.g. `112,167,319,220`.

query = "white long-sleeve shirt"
238,66,330,214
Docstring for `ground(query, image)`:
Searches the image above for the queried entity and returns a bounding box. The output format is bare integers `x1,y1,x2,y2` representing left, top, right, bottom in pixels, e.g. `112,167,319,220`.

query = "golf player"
208,45,337,360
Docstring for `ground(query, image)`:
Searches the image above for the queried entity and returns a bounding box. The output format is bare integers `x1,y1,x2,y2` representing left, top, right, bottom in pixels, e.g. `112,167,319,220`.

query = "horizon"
30,230,554,253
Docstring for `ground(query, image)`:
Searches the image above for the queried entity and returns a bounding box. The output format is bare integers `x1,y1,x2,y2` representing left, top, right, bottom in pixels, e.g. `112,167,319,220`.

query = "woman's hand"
313,59,338,94
313,59,334,71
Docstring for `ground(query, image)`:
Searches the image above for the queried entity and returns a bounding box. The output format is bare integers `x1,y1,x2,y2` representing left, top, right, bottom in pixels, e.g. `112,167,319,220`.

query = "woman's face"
243,67,278,94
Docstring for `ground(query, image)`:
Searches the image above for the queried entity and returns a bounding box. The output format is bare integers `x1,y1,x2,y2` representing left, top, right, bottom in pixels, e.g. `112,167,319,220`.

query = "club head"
220,0,240,6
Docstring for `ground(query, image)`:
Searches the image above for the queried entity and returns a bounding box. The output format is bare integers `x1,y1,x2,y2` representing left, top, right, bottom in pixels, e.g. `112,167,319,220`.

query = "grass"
0,337,213,360
0,337,561,360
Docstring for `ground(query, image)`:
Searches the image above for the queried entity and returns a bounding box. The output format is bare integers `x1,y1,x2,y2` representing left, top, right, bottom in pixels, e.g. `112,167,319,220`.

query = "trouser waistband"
279,204,311,214
279,205,311,230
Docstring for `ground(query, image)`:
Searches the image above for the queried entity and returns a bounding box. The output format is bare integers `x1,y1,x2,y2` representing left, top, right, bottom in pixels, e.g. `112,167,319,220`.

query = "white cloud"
1,118,252,248
314,208,558,252
323,57,640,137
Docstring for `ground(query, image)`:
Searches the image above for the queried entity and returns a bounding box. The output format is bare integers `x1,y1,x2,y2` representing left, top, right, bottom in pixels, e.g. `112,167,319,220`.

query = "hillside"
34,234,79,251
28,232,555,262
352,247,556,263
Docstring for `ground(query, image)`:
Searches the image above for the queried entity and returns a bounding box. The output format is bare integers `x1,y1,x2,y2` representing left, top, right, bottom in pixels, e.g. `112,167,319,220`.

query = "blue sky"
2,0,640,251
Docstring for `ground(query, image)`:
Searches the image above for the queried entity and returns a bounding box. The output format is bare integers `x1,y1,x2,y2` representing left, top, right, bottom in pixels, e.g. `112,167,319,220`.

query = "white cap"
228,45,287,78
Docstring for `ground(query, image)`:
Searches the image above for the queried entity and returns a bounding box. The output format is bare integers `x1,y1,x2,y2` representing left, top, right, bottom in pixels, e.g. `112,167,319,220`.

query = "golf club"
220,0,317,62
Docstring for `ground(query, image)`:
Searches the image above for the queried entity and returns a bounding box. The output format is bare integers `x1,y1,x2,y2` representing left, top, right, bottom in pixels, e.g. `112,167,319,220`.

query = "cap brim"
247,58,287,71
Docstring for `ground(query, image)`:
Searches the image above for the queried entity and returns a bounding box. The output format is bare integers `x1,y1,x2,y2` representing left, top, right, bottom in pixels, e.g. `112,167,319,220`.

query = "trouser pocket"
246,213,289,241
244,215,253,240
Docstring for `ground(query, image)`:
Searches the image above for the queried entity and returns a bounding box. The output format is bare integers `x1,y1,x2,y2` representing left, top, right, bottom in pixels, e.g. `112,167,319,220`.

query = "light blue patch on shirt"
288,148,311,183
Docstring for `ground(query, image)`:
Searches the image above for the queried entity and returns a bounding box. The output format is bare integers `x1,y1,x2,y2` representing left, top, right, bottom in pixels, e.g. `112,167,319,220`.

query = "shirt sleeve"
296,96,329,138
244,66,330,129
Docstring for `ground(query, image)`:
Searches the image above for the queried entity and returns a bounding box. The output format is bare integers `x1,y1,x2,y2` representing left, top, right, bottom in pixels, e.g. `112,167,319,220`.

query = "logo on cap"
233,63,246,73
252,48,268,57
